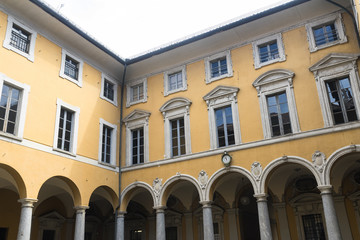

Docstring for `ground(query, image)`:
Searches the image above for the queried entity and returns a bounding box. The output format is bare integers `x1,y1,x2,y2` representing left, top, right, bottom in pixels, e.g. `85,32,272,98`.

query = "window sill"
0,132,22,142
309,39,347,53
98,161,116,168
127,99,146,107
3,45,34,62
53,148,76,157
100,95,118,106
59,73,82,87
164,87,187,96
206,72,233,84
255,57,286,69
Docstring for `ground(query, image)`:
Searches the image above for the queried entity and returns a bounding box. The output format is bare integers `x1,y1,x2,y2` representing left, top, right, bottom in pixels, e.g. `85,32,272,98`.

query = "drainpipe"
325,0,360,48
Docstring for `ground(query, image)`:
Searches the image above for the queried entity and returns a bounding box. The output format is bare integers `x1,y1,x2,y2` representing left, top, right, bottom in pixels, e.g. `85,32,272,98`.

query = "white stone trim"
123,110,151,166
98,118,117,166
204,50,233,84
305,13,347,52
126,78,147,107
163,65,187,96
3,15,37,62
100,73,118,106
0,73,30,140
159,97,192,158
53,99,80,156
253,69,300,139
59,49,83,87
252,33,286,69
309,53,360,127
203,86,241,149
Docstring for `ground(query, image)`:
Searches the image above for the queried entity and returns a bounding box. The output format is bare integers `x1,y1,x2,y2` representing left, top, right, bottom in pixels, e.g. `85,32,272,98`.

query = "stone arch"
323,144,360,185
120,181,155,211
205,166,257,200
159,174,203,207
0,163,26,198
260,156,321,194
88,185,119,212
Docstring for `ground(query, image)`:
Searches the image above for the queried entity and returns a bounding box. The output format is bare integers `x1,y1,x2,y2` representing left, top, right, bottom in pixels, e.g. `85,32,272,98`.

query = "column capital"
318,185,333,194
254,193,268,202
154,205,166,213
74,205,89,213
18,198,37,207
200,201,213,208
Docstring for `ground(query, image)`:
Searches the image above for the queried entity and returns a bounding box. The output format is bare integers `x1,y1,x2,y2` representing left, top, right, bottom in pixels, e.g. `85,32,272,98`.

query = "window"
203,86,241,149
309,53,360,127
59,49,83,87
302,214,326,240
164,66,187,96
98,119,117,165
126,78,147,107
253,69,300,139
306,13,347,52
160,97,192,158
205,51,233,83
3,16,37,61
100,74,118,106
53,99,80,155
123,109,150,166
252,33,285,69
130,230,142,240
0,74,30,140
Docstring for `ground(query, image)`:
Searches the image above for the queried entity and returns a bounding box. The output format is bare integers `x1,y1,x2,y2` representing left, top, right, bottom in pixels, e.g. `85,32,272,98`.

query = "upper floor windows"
253,69,300,139
100,74,118,106
203,86,241,149
164,66,187,96
3,16,37,61
252,33,285,69
131,127,144,164
205,51,233,84
310,53,360,127
0,74,30,140
126,78,147,107
99,119,117,166
60,50,83,87
306,13,347,52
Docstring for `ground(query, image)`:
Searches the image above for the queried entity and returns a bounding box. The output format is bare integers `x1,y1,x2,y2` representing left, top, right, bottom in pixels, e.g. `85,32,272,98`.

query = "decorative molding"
204,50,233,84
163,65,187,96
251,162,262,181
312,151,326,173
153,178,163,199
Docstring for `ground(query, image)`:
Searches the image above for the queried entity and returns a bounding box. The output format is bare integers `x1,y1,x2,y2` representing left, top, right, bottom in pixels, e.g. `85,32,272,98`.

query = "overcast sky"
41,0,289,58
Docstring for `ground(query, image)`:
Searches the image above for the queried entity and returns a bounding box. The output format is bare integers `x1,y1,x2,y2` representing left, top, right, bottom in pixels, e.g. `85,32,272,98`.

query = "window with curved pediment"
253,69,300,139
160,97,192,158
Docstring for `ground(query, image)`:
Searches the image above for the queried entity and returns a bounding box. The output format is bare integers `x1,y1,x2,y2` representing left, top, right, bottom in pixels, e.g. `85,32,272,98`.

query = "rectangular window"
64,56,79,80
101,125,112,164
326,77,357,125
168,71,183,91
210,58,228,78
42,230,56,240
0,228,8,240
166,227,177,240
302,214,326,240
57,108,74,152
267,92,292,137
170,118,185,157
10,24,30,53
103,79,115,101
131,83,144,103
259,41,279,63
214,223,220,240
313,23,338,47
132,128,144,165
130,230,142,240
215,106,235,147
0,84,20,135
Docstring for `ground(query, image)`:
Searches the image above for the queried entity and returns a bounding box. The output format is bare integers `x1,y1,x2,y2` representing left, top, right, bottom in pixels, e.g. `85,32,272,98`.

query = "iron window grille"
10,24,31,53
57,108,73,152
0,84,20,135
259,41,279,63
302,214,326,240
104,79,115,101
168,71,183,91
313,22,338,47
266,92,292,137
101,125,113,164
132,128,144,164
170,118,186,157
210,58,228,78
64,56,79,80
215,106,235,147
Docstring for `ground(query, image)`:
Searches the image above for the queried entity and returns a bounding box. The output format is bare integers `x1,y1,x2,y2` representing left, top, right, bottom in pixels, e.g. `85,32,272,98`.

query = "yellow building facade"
1,0,360,240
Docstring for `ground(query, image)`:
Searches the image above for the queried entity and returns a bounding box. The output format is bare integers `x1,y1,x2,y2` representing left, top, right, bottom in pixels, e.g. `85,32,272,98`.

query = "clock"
221,152,232,166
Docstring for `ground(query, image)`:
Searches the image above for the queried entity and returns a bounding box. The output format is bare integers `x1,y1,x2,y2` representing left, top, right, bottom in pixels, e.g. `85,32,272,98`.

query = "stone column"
155,206,166,240
17,198,37,240
254,194,272,240
184,212,193,240
115,211,126,240
73,206,89,240
226,208,239,240
200,201,214,240
318,185,342,240
273,202,291,240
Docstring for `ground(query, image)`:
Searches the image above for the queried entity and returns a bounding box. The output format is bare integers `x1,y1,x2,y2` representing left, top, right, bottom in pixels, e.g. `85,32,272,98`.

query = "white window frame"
309,53,360,127
3,15,37,62
160,97,192,158
126,78,147,107
253,69,300,139
305,13,347,52
98,118,117,166
252,33,286,69
59,49,83,87
53,99,80,156
203,86,241,149
0,73,30,140
100,73,118,106
205,50,233,84
123,109,150,166
164,65,187,96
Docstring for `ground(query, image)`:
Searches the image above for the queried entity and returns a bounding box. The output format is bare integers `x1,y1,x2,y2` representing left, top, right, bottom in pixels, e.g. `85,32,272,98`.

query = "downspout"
325,0,360,48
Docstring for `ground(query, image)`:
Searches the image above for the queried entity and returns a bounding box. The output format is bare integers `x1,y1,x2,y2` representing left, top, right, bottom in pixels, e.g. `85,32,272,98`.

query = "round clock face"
222,154,231,165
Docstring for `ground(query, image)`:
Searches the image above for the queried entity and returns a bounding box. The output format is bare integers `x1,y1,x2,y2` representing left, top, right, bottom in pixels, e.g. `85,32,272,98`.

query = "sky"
40,0,289,58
